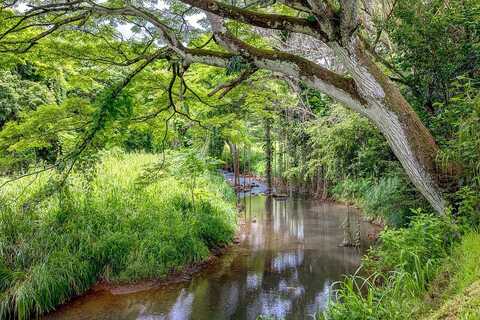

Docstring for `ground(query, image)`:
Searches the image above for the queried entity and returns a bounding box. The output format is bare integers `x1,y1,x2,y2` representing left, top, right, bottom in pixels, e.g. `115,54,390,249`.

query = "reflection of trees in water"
49,197,371,320
341,206,362,247
270,198,305,241
236,198,364,319
265,195,273,214
271,250,305,273
183,199,367,319
166,289,194,320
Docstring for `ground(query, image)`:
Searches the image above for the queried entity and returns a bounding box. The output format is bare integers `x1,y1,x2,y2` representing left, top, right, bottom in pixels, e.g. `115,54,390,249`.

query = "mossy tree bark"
331,38,448,213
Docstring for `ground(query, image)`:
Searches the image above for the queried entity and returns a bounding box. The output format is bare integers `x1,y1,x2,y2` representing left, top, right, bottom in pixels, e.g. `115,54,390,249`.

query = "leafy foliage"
0,1,479,319
0,69,55,128
387,0,480,119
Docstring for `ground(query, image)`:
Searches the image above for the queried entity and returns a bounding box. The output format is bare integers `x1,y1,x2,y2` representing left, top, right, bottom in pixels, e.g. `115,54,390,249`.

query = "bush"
365,213,455,275
330,177,372,202
455,186,480,229
362,176,420,226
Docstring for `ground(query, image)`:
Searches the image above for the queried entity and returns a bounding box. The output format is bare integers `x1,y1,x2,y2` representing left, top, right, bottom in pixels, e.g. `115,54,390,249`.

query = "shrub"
455,186,480,229
365,212,455,275
362,176,420,226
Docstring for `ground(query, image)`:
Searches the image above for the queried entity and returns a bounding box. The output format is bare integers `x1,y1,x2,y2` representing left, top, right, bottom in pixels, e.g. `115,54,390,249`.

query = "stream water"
45,196,377,320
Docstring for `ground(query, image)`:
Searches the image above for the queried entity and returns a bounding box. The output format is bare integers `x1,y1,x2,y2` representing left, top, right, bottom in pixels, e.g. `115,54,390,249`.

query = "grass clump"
0,151,236,319
421,231,480,320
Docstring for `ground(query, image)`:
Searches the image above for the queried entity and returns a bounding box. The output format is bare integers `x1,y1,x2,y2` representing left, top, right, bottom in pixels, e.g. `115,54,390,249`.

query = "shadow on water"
45,196,377,320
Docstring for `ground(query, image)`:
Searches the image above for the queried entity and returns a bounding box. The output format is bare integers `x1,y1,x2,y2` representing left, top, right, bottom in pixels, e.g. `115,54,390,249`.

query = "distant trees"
0,65,55,128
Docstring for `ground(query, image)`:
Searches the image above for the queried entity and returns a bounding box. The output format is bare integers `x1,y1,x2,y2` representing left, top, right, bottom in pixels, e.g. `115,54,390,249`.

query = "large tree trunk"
331,38,447,213
197,10,453,214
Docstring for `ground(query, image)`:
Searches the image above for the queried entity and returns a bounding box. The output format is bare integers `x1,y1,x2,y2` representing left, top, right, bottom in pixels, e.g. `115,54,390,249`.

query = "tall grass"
331,175,424,226
0,151,236,319
449,231,480,293
422,231,480,320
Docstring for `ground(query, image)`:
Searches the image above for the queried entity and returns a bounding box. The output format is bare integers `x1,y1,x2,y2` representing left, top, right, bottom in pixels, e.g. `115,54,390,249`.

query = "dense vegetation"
0,0,479,319
0,152,235,318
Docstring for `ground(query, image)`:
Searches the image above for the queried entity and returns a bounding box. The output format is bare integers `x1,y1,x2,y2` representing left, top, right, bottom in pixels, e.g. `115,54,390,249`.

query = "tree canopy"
0,0,479,213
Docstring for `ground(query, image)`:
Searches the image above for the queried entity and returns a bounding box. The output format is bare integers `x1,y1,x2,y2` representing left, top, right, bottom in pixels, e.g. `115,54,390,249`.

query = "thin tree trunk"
227,141,240,188
264,118,273,194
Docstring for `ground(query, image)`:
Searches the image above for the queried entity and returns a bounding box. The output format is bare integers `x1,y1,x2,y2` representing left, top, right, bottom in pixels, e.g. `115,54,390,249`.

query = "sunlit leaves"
0,69,55,126
0,98,94,170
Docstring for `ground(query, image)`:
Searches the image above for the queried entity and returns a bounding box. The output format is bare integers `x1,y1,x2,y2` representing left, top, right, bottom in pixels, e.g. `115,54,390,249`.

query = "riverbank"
317,213,480,320
419,231,480,319
83,245,231,295
0,152,237,319
60,219,250,298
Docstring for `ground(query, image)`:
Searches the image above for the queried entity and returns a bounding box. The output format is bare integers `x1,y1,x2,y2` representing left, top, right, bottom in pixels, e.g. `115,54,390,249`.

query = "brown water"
45,196,376,320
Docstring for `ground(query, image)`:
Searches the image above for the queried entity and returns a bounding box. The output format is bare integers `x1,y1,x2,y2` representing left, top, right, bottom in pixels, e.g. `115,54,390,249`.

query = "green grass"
420,231,480,320
0,151,236,319
450,232,480,293
317,216,480,320
330,175,424,227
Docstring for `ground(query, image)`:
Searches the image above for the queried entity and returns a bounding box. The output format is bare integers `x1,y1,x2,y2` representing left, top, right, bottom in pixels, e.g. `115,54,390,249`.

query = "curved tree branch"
208,67,258,98
180,0,331,41
205,13,365,107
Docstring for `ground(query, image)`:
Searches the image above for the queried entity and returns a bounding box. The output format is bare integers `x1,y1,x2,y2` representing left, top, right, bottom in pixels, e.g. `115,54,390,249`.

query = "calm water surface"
45,196,375,320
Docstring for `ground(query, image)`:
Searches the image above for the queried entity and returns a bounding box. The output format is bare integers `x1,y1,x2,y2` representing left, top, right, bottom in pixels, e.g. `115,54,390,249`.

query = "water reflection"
45,196,375,320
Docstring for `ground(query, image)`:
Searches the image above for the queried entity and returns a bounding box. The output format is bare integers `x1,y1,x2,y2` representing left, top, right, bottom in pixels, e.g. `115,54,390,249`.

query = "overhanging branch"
205,13,366,108
2,1,367,117
180,0,330,41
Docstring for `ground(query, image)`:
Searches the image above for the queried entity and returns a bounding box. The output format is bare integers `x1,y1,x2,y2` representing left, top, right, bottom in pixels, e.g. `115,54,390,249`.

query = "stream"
45,196,377,320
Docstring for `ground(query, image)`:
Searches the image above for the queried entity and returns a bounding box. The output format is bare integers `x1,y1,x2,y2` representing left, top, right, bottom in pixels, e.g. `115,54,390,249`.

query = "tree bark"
330,38,447,213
